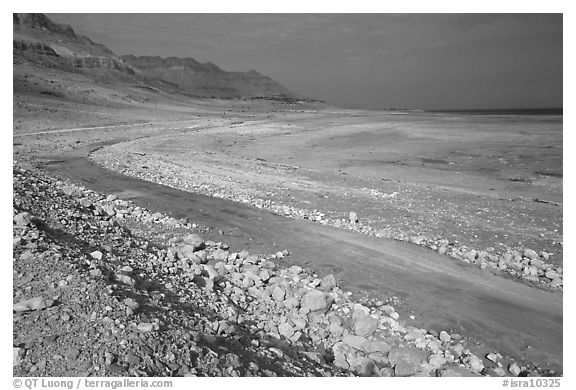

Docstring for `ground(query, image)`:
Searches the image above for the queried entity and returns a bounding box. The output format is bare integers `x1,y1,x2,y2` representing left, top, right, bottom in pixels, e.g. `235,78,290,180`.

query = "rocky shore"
13,162,554,377
91,149,563,291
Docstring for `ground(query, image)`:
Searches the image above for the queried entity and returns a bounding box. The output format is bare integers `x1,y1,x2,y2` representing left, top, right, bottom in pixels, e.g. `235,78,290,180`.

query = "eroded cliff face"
13,13,299,100
72,57,134,74
120,55,296,98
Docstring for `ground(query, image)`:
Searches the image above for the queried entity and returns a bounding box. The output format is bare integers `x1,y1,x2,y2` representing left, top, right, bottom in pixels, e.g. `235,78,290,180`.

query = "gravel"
12,162,555,377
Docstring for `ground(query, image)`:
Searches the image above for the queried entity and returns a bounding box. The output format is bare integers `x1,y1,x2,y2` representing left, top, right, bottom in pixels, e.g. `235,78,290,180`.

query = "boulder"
388,347,429,377
523,248,539,261
355,315,379,337
272,286,286,301
319,274,337,291
301,290,333,313
465,354,484,373
278,323,295,339
183,234,204,249
343,334,369,350
332,342,350,369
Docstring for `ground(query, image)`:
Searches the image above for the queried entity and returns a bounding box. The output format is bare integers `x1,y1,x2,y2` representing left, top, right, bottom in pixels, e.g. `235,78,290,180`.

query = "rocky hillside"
121,55,296,98
13,13,298,100
13,162,550,377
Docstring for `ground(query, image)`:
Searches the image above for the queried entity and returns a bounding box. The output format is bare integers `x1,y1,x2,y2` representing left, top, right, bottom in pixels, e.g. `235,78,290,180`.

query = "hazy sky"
47,13,562,109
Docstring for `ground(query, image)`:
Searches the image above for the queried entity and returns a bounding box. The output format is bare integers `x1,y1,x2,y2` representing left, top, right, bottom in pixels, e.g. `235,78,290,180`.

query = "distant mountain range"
13,13,309,102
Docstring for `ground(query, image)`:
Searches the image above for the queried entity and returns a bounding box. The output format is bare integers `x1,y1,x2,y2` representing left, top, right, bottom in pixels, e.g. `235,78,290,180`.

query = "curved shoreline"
90,121,563,292
34,139,562,373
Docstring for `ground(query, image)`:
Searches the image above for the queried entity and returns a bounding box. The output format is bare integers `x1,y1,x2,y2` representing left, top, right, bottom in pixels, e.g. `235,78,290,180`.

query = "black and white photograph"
9,2,568,386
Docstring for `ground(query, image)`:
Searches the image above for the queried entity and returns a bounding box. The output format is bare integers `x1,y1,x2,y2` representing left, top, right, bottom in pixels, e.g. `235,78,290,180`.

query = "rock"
123,298,139,310
178,245,199,260
428,353,447,369
352,303,370,319
343,334,369,350
451,343,464,358
14,296,54,312
271,286,286,301
354,315,379,337
214,262,229,276
466,354,484,373
301,290,333,313
523,249,539,260
486,352,501,363
349,355,379,376
288,265,303,275
387,347,429,377
439,331,451,342
201,264,220,279
364,340,392,354
440,366,479,377
427,340,442,352
212,249,228,262
13,347,24,366
302,351,325,364
545,269,558,279
125,354,141,365
90,251,103,260
268,347,284,358
137,323,155,333
182,234,204,250
193,275,213,290
116,274,135,286
319,274,337,291
245,254,260,264
550,277,562,287
278,323,295,339
64,347,80,361
78,198,93,208
530,258,544,268
509,362,521,376
332,342,350,369
292,317,307,330
349,211,359,223
13,212,31,226
61,185,82,197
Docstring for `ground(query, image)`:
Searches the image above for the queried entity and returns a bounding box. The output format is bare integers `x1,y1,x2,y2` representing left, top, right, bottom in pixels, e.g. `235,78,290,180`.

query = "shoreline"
13,161,563,376
87,111,563,291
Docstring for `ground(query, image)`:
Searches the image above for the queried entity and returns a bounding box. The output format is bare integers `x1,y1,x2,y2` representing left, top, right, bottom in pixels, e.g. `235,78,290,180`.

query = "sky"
47,13,563,110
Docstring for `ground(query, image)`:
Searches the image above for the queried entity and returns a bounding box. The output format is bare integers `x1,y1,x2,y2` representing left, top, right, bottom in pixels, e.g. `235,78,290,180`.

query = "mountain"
13,13,301,103
120,55,296,98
